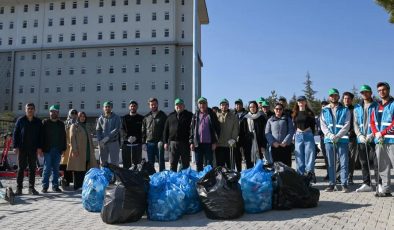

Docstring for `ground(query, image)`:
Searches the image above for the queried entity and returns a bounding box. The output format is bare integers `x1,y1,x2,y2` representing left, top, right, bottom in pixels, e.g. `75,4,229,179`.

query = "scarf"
245,111,262,161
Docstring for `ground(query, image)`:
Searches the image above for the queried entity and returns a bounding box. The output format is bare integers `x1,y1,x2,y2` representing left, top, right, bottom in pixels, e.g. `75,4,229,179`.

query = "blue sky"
201,0,394,106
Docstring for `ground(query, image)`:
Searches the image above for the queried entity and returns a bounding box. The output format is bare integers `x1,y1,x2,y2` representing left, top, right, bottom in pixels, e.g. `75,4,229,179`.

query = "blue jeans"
295,130,316,174
147,142,165,171
326,142,349,186
42,147,62,189
195,143,213,172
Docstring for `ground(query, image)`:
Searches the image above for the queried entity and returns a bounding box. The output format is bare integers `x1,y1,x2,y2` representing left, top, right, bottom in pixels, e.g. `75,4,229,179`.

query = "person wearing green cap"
216,98,239,169
190,97,221,171
320,88,351,193
256,97,265,111
121,100,144,169
13,103,43,195
370,82,394,197
96,101,121,166
261,100,274,120
233,99,248,171
354,85,380,193
163,98,193,171
41,104,67,193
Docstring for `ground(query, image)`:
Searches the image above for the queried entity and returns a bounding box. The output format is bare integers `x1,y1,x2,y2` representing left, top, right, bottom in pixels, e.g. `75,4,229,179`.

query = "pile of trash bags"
197,166,244,220
272,162,320,210
101,163,151,224
240,160,273,213
82,167,113,212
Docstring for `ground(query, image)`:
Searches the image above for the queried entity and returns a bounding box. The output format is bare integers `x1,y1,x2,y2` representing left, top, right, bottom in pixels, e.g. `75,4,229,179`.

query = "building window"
181,0,185,5
9,22,14,29
122,65,127,73
81,67,86,74
181,65,185,73
134,82,139,90
96,101,101,109
123,14,128,22
34,20,38,27
122,83,127,91
20,69,25,77
98,32,103,40
135,48,140,55
151,82,156,90
136,0,141,5
69,50,75,58
109,66,114,74
68,84,73,92
109,83,114,91
122,48,127,56
181,48,184,56
45,69,50,76
110,48,115,56
97,66,102,74
151,65,156,72
123,31,128,39
23,20,27,28
56,86,61,93
165,12,169,20
0,23,2,30
181,30,185,39
151,30,156,38
96,84,101,91
110,31,115,39
164,47,169,54
49,3,54,10
81,84,86,92
82,33,87,41
152,0,157,4
112,0,116,6
60,18,64,26
68,101,73,109
81,50,87,57
48,18,53,27
21,37,26,45
18,103,23,111
135,30,140,38
44,88,49,93
71,17,76,25
121,100,126,109
10,6,15,13
164,100,169,108
31,69,36,76
35,4,40,11
152,12,157,21
136,13,140,22
181,82,185,91
164,64,169,72
99,0,104,7
134,65,140,73
152,47,156,55
58,51,63,59
69,67,74,75
20,55,25,61
181,14,185,22
33,36,38,44
83,16,88,24
164,81,169,90
47,35,52,43
70,33,75,41
80,101,85,109
46,52,51,59
32,53,37,60
4,103,9,111
84,1,89,8
58,34,64,42
111,15,116,23
5,88,10,94
19,86,24,94
0,7,3,14
124,0,129,6
72,1,77,9
97,49,102,56
98,15,103,23
61,2,66,10
24,4,28,12
164,29,169,37
57,68,62,75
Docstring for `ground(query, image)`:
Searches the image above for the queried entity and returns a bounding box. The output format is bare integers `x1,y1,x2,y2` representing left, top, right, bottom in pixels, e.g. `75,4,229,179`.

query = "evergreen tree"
303,72,318,101
289,93,297,112
351,85,362,104
266,90,278,109
376,0,394,23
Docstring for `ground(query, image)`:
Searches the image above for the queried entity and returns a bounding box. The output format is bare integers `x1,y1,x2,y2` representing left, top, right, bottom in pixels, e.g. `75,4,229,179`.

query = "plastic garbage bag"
82,167,113,212
272,162,320,210
101,164,150,224
148,171,185,221
197,166,244,220
240,160,273,213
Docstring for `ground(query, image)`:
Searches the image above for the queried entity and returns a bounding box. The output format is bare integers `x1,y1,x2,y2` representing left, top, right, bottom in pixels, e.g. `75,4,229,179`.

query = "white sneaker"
356,184,373,192
378,184,383,193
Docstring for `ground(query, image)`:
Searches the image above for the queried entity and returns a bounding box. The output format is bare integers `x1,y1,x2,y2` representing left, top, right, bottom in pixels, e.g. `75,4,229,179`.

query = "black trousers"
320,137,329,176
271,145,292,167
73,170,86,190
121,143,142,169
169,141,190,172
358,142,381,186
215,147,231,169
234,144,243,172
17,150,37,189
60,164,73,184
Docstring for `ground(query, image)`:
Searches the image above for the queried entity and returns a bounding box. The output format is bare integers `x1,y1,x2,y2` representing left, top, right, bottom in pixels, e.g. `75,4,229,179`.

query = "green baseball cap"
261,101,270,107
328,88,339,96
197,97,207,104
219,98,229,105
359,85,372,93
49,104,60,111
103,101,113,107
235,98,243,104
257,97,265,103
174,98,184,105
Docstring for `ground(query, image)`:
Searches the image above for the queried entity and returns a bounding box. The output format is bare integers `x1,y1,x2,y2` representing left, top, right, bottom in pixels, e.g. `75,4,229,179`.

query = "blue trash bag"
148,171,185,221
196,165,213,179
82,167,113,212
240,160,273,213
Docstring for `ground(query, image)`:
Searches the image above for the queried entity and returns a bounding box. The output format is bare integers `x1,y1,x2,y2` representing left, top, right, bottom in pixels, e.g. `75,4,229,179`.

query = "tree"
288,93,297,111
266,90,278,109
303,72,318,101
376,0,394,23
351,85,362,104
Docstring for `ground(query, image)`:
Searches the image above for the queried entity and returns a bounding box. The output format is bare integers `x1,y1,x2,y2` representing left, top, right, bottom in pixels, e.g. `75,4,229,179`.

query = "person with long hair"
292,96,316,181
68,112,98,190
60,109,77,189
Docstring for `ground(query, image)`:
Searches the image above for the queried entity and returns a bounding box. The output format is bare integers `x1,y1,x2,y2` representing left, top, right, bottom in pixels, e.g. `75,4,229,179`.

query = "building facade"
0,0,208,117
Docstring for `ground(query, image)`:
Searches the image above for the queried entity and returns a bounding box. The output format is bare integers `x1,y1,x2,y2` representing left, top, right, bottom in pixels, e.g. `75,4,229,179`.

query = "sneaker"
378,184,383,193
325,185,335,192
28,188,39,195
52,187,62,193
341,185,350,193
5,187,15,205
356,184,373,193
376,192,392,197
41,188,48,193
15,188,22,196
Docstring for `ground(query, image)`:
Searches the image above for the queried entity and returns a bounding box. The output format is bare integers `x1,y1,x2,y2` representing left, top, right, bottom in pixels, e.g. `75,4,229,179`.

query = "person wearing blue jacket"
13,103,42,195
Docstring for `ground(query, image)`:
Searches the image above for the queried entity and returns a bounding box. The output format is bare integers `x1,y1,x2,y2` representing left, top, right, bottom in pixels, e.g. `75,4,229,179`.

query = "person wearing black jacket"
41,105,67,193
163,98,193,171
142,98,167,171
233,99,248,171
121,100,144,169
13,103,43,195
239,101,268,169
190,97,221,171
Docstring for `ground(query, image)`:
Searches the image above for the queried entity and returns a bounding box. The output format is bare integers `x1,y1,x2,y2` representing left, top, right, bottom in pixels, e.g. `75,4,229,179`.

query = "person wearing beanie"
163,98,193,171
320,88,351,193
216,99,239,169
121,100,144,169
96,101,121,166
41,104,67,193
370,82,394,197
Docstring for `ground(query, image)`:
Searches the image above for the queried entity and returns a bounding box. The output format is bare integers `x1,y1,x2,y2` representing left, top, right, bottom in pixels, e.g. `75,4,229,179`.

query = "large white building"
0,0,208,117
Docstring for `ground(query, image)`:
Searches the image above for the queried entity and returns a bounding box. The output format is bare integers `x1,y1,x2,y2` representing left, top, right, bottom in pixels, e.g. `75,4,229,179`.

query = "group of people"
11,81,394,198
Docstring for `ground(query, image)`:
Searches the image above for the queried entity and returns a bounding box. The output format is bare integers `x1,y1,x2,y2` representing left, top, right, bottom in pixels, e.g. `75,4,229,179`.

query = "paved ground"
1,159,394,230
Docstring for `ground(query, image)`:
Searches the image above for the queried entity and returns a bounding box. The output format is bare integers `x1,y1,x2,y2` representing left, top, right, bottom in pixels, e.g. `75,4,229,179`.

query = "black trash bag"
197,166,244,220
135,159,156,176
271,162,320,210
101,164,150,224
